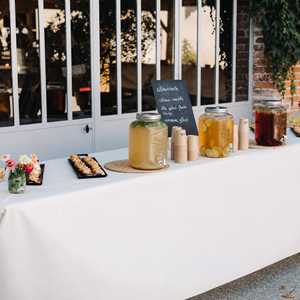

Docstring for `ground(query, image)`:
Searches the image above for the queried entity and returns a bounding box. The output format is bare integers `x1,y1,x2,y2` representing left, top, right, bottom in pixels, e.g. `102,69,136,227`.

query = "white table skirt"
1,134,300,300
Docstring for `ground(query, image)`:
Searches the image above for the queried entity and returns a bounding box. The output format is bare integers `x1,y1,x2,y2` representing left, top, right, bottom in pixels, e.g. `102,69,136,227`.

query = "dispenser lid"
136,113,162,122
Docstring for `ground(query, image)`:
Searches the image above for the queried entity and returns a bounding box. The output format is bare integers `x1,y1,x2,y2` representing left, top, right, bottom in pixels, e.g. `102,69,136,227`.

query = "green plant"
182,39,196,65
251,0,300,99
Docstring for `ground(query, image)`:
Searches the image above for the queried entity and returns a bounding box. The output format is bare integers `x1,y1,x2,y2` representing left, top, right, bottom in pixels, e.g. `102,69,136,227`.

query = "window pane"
44,0,67,122
141,0,156,112
236,0,249,102
16,0,42,124
181,0,197,106
71,0,91,119
121,0,137,114
0,0,14,127
219,0,233,104
100,1,117,116
200,0,215,105
161,0,174,80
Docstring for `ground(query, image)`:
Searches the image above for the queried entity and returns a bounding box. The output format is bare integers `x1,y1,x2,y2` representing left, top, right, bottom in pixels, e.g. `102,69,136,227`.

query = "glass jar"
255,100,287,146
199,106,234,158
129,113,168,170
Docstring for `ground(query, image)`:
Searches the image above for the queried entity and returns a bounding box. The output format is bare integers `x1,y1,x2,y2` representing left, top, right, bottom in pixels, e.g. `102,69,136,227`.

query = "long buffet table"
1,132,300,300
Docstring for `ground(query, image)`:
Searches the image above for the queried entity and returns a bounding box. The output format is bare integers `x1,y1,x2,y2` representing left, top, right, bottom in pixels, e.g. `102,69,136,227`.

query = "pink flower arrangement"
6,159,17,171
1,154,34,175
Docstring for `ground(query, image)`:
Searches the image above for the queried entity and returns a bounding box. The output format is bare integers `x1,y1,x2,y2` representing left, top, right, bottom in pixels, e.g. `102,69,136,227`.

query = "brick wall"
252,20,300,111
235,1,300,111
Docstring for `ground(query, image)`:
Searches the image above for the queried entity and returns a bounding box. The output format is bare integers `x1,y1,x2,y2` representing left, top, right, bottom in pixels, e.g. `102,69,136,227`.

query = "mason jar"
129,113,168,170
199,106,234,158
254,100,287,146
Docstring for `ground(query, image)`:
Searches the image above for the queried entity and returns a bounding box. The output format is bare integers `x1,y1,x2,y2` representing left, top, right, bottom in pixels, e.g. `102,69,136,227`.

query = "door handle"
84,125,93,134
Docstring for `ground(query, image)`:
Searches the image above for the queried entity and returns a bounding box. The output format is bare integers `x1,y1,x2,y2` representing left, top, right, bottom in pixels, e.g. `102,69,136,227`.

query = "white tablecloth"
1,133,300,300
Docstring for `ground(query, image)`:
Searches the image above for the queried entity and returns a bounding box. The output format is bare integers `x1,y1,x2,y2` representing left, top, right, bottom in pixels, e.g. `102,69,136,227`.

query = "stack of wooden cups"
233,118,250,152
171,127,199,163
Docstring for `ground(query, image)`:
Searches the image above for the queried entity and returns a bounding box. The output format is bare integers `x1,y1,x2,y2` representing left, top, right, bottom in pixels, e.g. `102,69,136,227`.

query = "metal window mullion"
197,0,202,106
137,0,142,113
65,0,73,121
156,0,161,80
174,0,182,80
38,0,47,123
9,0,19,127
91,0,100,150
178,0,182,80
116,0,122,115
215,0,220,105
232,0,237,103
91,0,100,120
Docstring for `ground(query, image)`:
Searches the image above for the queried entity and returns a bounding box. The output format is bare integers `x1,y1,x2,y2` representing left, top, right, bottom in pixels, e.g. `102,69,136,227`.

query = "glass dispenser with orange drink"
129,113,168,170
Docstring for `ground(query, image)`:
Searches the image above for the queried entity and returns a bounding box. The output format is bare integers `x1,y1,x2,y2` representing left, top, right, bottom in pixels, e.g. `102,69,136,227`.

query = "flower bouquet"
1,155,34,194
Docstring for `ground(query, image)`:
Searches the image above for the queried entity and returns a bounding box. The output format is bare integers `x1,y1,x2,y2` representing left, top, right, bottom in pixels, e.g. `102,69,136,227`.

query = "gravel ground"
190,253,300,300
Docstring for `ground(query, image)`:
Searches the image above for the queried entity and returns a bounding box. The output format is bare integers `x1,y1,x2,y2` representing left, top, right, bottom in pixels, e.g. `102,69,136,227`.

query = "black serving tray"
68,154,107,179
291,127,300,138
27,164,45,186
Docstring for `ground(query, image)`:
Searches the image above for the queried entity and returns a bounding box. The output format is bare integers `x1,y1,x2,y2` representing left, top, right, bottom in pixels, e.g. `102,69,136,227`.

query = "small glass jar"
255,100,287,146
129,113,168,170
199,106,234,158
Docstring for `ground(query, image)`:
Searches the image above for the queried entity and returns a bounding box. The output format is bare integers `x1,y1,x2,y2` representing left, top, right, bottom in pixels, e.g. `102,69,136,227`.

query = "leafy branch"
251,0,300,99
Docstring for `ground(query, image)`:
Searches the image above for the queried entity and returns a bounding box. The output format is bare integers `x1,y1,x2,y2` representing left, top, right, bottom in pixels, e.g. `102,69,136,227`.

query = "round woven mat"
249,139,287,149
105,160,169,174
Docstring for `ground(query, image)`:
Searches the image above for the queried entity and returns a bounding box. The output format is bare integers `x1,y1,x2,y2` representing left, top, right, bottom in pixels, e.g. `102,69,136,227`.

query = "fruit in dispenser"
199,108,234,158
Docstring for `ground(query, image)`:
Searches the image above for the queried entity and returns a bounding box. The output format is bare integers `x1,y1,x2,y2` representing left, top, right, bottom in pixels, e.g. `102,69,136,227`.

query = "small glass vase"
8,170,26,194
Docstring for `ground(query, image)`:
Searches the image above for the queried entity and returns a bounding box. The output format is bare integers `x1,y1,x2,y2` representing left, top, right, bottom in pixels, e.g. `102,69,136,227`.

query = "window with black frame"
15,0,43,124
0,0,14,127
44,0,68,122
181,0,198,106
0,0,250,128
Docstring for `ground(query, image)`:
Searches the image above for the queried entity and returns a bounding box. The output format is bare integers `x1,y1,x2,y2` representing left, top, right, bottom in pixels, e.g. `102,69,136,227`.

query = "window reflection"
16,0,42,124
121,1,137,114
142,0,156,112
181,0,198,106
0,0,13,127
219,0,233,103
44,0,67,122
100,1,117,116
161,0,175,80
200,0,216,105
71,0,91,119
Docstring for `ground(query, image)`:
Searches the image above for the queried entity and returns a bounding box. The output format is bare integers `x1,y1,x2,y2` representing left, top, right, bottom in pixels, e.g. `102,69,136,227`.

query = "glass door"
0,0,94,159
93,0,252,153
0,0,252,158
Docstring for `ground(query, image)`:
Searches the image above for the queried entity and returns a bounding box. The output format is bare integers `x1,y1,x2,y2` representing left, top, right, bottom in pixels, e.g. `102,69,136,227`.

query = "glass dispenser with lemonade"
129,113,168,170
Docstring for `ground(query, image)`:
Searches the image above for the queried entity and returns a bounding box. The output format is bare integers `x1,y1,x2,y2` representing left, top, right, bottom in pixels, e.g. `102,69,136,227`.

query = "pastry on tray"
82,156,106,176
28,154,42,184
69,155,92,175
0,168,5,181
69,154,107,177
293,126,300,135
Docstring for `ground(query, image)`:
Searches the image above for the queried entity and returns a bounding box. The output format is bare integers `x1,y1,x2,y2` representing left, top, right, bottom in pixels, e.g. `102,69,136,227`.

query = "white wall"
0,123,93,160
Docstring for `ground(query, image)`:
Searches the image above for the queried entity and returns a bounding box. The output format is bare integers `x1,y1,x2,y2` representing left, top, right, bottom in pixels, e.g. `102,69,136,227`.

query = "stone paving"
190,253,300,300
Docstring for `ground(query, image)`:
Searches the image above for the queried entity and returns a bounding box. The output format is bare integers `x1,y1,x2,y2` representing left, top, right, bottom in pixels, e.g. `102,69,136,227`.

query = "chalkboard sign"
151,80,198,136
